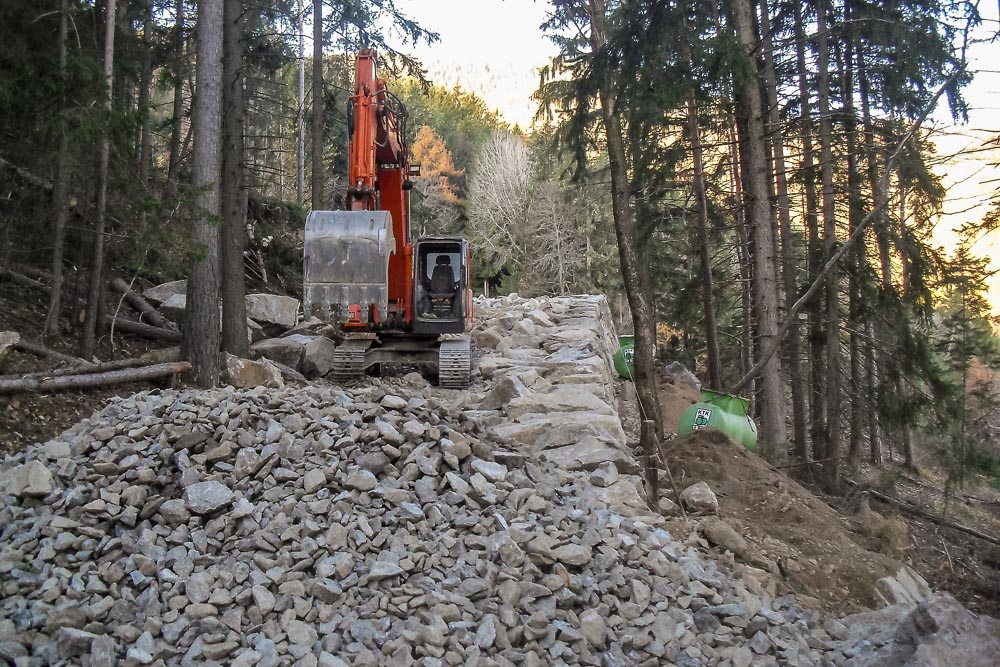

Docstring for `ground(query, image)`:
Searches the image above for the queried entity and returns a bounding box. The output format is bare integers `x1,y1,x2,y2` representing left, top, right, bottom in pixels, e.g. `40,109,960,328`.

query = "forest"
1,0,999,493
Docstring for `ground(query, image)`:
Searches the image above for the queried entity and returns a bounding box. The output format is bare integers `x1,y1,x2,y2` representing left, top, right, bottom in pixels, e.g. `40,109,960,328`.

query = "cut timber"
0,269,47,290
13,339,86,365
108,317,181,343
109,277,176,330
0,348,181,382
866,488,1000,548
0,361,190,395
0,156,53,191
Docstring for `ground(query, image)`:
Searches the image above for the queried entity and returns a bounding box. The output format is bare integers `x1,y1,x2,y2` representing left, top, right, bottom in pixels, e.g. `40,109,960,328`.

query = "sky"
391,0,558,128
389,0,1000,311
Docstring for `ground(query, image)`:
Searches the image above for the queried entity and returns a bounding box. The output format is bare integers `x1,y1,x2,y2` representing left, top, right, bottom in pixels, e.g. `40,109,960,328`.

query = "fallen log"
14,264,53,282
110,277,176,330
866,487,1000,548
1,268,182,343
13,339,87,365
0,155,53,191
109,317,181,343
0,361,190,395
0,268,47,290
0,347,182,382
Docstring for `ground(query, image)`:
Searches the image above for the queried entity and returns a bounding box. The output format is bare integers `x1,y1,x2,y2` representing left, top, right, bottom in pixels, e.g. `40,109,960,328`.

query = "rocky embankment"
1,295,998,666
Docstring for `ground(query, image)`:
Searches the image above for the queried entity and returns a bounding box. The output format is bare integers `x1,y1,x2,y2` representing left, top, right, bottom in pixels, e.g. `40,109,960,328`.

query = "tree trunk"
137,0,154,186
837,28,865,464
44,0,71,340
682,36,721,390
728,121,755,400
731,0,787,463
297,0,306,205
865,318,884,465
858,46,912,471
760,0,807,461
2,348,181,381
0,362,190,395
185,0,224,387
167,0,186,191
794,2,825,464
80,0,118,359
587,0,661,503
109,317,182,343
221,0,248,356
816,0,842,487
310,0,324,209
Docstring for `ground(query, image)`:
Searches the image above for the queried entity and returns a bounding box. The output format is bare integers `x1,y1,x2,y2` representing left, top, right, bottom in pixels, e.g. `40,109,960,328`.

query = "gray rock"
0,331,19,366
380,394,408,410
157,292,187,322
590,461,619,487
183,481,234,514
302,336,338,378
368,561,404,580
471,459,508,482
246,293,300,329
553,543,592,566
223,354,284,389
579,609,607,649
679,481,719,515
303,469,326,494
345,469,377,491
56,628,97,658
143,279,187,305
1,460,54,498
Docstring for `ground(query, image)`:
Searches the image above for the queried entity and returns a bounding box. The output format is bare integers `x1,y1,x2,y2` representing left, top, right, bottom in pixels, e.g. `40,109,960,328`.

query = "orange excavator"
303,49,473,386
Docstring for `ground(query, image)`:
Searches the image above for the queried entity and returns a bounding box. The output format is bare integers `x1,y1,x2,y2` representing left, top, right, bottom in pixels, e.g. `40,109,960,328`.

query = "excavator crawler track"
331,338,372,383
438,336,471,388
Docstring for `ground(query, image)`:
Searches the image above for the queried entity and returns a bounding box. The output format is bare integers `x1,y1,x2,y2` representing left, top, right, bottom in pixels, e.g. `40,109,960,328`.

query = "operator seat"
428,255,457,316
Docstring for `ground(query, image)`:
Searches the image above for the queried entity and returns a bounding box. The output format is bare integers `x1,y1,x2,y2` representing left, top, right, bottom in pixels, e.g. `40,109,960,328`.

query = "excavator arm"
345,49,413,213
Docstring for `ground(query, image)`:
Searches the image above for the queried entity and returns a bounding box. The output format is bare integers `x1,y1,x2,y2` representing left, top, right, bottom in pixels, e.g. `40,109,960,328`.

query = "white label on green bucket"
693,408,712,430
623,348,634,363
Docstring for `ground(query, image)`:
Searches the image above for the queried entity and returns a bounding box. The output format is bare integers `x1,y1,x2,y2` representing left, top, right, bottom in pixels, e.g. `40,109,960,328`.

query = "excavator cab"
413,237,471,335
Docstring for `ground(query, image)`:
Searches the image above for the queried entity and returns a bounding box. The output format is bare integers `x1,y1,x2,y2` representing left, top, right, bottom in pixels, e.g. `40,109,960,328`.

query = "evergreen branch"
728,62,968,396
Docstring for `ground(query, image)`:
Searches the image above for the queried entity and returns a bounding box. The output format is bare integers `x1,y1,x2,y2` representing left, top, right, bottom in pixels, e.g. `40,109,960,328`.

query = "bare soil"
655,375,1000,618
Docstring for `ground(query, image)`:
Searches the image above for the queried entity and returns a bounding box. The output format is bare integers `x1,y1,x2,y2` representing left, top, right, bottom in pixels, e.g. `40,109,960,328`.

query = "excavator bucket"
303,210,394,322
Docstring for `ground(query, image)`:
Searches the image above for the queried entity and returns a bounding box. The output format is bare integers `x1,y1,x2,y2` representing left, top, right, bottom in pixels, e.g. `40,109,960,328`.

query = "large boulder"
222,354,283,389
540,437,638,473
478,374,532,411
493,412,626,450
301,336,338,378
679,481,719,515
839,592,1000,666
1,460,55,498
142,280,187,305
157,293,187,323
0,331,19,367
505,386,615,419
246,294,299,332
251,335,315,371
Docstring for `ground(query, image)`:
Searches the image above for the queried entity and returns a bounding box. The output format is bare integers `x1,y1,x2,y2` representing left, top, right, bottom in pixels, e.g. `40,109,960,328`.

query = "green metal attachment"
613,335,635,380
678,388,759,450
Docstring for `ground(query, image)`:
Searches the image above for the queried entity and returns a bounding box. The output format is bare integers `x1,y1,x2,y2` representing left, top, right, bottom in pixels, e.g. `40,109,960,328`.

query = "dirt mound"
661,429,902,615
